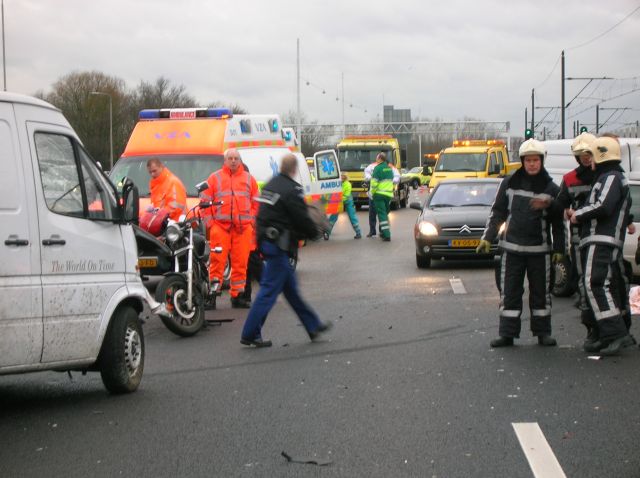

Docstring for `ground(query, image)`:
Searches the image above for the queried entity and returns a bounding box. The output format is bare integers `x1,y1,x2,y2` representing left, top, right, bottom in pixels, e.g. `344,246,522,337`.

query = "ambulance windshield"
110,154,224,197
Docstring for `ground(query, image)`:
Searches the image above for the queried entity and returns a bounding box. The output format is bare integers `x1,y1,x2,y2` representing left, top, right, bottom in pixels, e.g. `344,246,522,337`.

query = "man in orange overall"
201,149,259,308
146,158,187,221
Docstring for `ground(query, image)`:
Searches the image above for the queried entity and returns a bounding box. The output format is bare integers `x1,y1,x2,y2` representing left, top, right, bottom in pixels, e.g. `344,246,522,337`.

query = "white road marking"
512,422,567,478
449,278,467,294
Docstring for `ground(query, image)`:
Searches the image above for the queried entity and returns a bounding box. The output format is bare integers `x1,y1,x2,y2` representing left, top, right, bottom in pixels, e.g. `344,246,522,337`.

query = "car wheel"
416,253,431,269
411,179,419,190
99,306,144,394
552,256,576,297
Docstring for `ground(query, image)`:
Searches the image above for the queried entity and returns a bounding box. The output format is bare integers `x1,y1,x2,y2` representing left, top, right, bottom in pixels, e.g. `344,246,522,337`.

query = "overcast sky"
7,0,640,136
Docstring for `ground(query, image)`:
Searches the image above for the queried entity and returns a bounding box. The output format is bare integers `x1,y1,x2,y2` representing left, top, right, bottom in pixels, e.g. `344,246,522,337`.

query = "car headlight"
498,223,506,234
165,222,183,243
419,221,438,236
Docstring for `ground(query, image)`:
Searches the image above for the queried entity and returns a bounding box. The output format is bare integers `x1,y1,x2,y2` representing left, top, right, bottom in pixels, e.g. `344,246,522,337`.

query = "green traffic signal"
524,128,534,140
579,126,588,133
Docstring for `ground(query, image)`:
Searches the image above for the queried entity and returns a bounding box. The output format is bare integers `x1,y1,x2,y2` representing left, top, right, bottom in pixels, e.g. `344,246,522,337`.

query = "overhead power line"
567,4,640,51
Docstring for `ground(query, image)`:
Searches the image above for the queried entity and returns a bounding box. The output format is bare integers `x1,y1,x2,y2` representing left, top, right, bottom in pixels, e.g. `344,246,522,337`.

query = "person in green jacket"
370,152,394,241
325,173,362,239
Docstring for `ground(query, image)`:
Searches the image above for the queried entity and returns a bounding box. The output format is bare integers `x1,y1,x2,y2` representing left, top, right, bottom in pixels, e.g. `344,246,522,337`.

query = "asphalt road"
2,189,640,478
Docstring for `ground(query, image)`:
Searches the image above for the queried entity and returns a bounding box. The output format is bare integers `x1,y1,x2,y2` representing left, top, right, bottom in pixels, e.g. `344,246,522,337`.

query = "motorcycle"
134,199,221,337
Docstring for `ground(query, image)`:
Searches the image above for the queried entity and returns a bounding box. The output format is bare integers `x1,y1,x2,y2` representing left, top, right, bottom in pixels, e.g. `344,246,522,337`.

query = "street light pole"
90,91,113,170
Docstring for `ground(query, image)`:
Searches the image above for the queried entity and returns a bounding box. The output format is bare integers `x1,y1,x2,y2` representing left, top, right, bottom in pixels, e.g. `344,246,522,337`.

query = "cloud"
6,0,640,135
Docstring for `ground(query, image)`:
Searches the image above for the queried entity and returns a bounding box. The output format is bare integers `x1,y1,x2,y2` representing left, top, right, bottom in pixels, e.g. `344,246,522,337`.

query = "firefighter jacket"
201,164,259,230
482,167,564,255
574,162,631,250
149,167,187,221
256,173,319,252
556,165,594,245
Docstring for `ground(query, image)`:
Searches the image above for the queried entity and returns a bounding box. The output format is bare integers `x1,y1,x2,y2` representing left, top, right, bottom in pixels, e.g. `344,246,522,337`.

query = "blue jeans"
241,241,322,340
368,197,378,235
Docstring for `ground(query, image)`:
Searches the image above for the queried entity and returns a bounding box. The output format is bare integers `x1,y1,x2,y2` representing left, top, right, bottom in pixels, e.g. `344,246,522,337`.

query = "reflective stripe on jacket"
149,167,187,221
370,162,394,198
201,165,259,228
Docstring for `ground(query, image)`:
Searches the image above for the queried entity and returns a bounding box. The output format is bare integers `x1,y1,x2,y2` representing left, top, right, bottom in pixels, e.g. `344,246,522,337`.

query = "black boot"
599,334,634,356
583,327,599,348
231,296,251,309
537,335,557,346
490,337,514,348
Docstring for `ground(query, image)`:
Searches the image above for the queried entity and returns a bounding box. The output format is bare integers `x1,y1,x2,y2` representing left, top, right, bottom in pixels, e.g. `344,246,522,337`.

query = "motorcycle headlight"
419,221,438,236
165,223,183,243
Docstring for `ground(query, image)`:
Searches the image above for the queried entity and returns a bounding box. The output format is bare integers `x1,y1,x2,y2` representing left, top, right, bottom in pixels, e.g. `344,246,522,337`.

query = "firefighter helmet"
592,136,621,164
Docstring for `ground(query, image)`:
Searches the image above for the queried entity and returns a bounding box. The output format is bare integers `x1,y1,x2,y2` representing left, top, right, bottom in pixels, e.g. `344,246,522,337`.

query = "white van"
544,137,640,184
0,92,152,393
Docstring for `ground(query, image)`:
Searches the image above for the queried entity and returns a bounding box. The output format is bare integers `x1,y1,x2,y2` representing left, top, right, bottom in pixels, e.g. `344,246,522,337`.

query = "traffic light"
524,128,534,140
579,126,588,133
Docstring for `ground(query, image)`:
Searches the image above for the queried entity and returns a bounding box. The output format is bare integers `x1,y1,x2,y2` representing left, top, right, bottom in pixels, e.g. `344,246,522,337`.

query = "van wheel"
155,275,204,337
99,306,144,394
411,179,419,190
552,256,575,297
222,257,231,290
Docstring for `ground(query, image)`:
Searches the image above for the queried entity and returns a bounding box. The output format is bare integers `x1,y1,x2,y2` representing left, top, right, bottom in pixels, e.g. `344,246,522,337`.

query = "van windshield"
109,154,224,196
338,148,393,171
436,153,487,172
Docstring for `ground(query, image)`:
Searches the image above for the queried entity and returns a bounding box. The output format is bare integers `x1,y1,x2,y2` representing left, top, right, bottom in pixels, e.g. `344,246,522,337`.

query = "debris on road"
281,451,332,466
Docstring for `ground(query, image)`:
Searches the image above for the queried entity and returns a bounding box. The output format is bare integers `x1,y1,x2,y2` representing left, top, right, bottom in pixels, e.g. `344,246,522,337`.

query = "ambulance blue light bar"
138,108,233,120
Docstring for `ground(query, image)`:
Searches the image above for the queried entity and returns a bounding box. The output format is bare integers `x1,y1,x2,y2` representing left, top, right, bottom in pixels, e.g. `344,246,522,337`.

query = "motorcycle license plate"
449,239,480,248
138,257,158,268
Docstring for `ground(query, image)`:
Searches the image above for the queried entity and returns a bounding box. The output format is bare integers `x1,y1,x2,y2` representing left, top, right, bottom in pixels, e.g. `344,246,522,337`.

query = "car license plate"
449,239,480,248
138,257,158,268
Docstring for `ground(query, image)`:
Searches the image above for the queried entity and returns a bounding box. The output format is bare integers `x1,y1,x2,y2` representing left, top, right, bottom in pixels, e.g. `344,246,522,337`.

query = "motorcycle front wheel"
155,275,204,337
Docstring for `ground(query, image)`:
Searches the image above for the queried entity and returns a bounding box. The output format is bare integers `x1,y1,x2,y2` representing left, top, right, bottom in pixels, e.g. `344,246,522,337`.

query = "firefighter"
477,139,564,347
146,158,187,221
555,133,596,342
370,152,395,241
567,136,634,355
201,149,259,308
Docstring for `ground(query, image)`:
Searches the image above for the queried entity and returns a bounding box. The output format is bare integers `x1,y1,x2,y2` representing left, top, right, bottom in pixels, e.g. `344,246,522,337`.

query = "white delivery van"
0,92,151,393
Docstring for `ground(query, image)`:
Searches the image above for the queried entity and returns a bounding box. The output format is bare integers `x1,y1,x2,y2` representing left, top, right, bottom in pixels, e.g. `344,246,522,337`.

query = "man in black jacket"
477,139,564,347
240,154,331,347
567,136,633,355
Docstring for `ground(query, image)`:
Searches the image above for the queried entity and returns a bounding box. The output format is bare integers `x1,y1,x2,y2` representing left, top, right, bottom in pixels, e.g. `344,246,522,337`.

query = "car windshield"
436,153,487,172
338,148,393,171
109,154,224,197
428,182,499,208
408,167,422,174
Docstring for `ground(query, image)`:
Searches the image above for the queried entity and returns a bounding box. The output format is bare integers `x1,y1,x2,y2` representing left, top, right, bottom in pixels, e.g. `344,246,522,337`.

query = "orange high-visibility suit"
149,167,187,221
201,165,259,298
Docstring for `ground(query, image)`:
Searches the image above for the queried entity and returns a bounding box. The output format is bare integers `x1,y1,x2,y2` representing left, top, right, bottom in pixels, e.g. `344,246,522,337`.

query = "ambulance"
109,108,342,216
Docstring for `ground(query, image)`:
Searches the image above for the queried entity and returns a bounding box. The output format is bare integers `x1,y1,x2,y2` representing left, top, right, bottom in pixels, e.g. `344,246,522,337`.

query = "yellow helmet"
592,136,621,164
571,132,596,155
518,139,546,161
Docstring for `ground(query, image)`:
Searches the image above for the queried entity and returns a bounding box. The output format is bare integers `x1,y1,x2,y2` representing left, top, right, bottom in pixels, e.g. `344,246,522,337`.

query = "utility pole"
530,89,534,134
90,91,113,170
296,38,301,147
524,107,527,133
596,104,599,133
2,0,6,91
561,50,565,139
341,72,345,137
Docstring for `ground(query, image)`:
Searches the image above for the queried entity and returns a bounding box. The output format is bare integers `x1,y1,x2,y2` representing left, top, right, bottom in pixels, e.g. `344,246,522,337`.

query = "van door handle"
42,235,66,246
5,235,29,246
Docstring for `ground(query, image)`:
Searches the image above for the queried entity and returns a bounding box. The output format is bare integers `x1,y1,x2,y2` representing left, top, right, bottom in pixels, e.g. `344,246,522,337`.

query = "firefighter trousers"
209,223,252,298
581,244,629,342
498,252,552,338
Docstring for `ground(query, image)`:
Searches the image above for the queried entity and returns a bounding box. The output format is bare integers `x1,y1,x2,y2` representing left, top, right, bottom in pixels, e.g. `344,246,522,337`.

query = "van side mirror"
423,166,432,176
120,177,139,224
410,201,423,210
195,181,208,193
